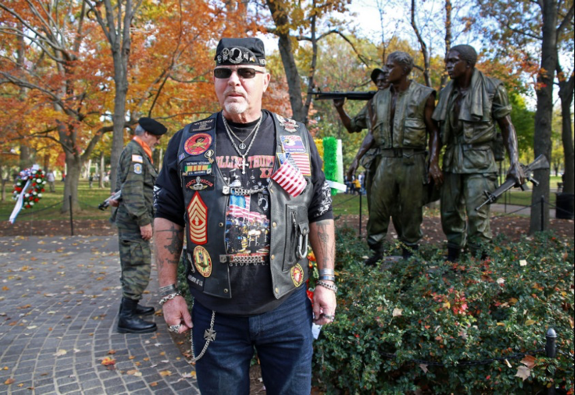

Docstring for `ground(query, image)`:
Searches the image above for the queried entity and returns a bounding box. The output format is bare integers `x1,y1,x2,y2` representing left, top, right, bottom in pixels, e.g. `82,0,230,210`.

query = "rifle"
309,90,377,101
98,190,122,210
475,154,550,211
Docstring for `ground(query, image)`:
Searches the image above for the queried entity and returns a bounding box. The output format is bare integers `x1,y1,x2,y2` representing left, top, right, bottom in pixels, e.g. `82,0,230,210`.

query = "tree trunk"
99,152,106,189
440,0,453,90
411,0,431,87
557,68,574,195
529,0,557,233
20,145,34,169
61,154,82,214
266,0,305,122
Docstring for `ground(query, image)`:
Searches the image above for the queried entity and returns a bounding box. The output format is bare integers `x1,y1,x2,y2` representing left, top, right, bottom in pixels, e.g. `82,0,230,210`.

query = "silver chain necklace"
222,115,263,174
226,124,259,150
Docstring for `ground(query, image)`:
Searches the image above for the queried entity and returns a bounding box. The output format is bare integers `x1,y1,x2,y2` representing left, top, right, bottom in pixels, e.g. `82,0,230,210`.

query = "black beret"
214,38,266,67
138,117,167,136
370,68,385,83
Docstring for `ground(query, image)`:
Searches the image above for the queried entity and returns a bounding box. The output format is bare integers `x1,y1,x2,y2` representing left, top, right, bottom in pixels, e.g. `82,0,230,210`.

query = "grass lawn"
1,176,563,223
0,181,113,222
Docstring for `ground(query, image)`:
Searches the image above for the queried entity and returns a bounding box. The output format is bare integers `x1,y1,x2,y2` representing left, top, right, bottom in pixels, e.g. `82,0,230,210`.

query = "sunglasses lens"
214,68,261,79
214,69,232,78
237,68,257,79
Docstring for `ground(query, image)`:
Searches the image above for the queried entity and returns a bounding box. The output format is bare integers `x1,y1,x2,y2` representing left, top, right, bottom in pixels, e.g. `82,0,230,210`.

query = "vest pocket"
283,205,310,272
403,118,426,147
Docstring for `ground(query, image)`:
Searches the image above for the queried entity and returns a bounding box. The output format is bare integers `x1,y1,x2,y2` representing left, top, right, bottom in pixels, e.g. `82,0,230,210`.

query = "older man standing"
433,44,524,261
153,37,336,394
113,117,167,333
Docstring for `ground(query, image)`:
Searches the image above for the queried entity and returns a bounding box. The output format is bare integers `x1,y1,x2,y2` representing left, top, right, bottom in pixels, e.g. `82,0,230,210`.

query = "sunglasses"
214,68,265,79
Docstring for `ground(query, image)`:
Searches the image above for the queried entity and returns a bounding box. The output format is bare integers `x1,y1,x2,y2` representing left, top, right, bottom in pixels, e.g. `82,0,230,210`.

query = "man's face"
384,59,405,85
213,65,270,119
445,51,469,80
144,132,161,149
375,72,389,90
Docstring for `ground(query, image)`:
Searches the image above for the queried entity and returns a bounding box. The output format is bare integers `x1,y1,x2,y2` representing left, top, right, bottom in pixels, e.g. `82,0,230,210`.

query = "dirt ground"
1,215,572,394
1,215,572,243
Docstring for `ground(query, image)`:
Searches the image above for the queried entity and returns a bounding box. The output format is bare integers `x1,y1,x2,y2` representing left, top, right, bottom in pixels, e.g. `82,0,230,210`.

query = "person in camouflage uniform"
433,45,524,261
111,117,167,333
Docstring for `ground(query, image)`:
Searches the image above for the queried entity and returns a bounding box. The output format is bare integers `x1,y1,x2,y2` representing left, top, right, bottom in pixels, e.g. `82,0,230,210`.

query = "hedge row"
312,228,574,394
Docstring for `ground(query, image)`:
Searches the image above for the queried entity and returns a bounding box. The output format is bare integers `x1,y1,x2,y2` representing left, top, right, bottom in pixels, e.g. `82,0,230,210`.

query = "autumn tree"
0,1,114,213
475,0,574,232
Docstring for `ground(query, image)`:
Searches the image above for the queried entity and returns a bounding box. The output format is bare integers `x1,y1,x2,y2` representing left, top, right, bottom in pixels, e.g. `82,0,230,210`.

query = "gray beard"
224,101,247,115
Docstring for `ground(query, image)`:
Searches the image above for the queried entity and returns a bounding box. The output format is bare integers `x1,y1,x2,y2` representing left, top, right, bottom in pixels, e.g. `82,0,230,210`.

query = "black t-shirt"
155,111,333,315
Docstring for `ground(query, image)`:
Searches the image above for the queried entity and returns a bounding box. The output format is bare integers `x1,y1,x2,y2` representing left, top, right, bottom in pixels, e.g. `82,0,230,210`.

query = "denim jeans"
192,287,313,395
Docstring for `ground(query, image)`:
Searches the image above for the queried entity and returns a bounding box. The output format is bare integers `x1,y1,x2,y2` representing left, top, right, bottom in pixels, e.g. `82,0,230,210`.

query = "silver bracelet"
318,275,336,282
318,268,335,276
159,292,181,306
159,284,177,296
316,280,338,293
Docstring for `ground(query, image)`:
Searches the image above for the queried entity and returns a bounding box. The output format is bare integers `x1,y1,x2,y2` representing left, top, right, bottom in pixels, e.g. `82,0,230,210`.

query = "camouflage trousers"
118,227,152,300
440,172,497,254
367,154,426,252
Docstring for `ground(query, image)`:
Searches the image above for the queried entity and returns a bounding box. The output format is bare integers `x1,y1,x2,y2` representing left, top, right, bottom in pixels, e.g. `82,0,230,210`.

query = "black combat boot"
445,247,460,262
402,245,419,260
364,252,383,266
134,303,155,316
117,297,157,334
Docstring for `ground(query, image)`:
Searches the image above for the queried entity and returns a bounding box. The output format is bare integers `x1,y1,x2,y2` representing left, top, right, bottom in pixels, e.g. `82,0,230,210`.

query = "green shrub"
313,229,574,394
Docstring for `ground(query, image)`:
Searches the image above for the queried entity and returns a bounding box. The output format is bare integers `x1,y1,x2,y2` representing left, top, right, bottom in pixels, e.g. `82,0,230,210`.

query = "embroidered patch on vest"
182,161,212,176
132,154,143,163
133,163,143,174
184,133,212,156
190,118,215,132
193,246,212,277
276,114,299,133
204,149,215,163
291,263,304,287
280,135,306,153
185,176,214,191
289,153,311,176
187,192,208,245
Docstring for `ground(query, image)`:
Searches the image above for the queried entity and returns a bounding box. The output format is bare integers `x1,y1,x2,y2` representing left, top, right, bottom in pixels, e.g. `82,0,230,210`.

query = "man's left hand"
313,285,337,326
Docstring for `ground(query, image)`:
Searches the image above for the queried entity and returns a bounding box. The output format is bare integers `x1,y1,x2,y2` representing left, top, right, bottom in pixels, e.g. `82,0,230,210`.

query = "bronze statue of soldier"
433,44,525,261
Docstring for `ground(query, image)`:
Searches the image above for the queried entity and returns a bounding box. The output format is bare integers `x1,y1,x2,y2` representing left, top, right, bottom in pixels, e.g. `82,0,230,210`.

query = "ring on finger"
323,314,335,321
168,324,181,333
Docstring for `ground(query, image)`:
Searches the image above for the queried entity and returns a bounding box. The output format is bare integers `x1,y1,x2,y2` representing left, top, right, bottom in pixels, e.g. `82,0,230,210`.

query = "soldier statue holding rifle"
433,44,525,262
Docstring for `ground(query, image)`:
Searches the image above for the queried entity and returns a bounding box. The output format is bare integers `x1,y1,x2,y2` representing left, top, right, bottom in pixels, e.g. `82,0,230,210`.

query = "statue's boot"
445,247,461,263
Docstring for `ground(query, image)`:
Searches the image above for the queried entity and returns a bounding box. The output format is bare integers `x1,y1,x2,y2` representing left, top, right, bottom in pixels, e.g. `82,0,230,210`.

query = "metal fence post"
69,195,74,236
546,328,557,395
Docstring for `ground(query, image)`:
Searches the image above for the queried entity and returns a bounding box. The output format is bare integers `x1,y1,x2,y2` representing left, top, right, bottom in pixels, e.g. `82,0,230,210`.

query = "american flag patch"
289,153,311,176
271,161,306,197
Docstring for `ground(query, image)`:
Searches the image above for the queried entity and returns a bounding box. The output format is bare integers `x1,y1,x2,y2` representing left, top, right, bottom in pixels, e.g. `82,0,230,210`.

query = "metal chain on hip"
222,115,262,174
190,310,216,363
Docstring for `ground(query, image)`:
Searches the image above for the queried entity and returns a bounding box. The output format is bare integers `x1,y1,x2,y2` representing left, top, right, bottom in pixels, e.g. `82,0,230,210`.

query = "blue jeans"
192,287,313,395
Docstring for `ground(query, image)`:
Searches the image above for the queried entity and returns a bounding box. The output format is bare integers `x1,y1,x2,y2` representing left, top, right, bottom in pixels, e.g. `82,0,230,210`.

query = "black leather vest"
178,112,314,299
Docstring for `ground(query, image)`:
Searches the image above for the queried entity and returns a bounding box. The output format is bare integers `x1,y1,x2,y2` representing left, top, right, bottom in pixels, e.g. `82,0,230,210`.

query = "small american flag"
271,161,306,197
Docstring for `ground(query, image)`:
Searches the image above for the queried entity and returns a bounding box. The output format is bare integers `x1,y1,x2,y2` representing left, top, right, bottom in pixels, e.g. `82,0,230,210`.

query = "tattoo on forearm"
155,223,183,268
314,221,335,268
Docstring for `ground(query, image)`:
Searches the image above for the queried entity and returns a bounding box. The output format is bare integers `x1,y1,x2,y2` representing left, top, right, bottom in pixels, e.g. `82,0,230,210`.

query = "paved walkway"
0,236,199,394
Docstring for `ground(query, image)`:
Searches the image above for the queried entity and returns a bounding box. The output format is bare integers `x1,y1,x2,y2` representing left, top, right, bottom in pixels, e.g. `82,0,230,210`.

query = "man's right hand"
163,296,193,334
333,98,345,108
